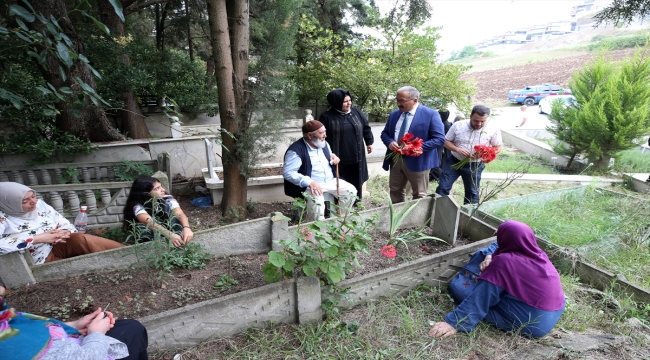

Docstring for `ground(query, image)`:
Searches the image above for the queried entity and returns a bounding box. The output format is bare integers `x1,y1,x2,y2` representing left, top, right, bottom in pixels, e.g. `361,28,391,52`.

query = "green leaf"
327,265,345,283
56,42,72,68
15,31,33,44
262,263,281,283
325,245,339,257
36,86,53,95
45,22,58,37
9,5,35,23
58,65,67,82
268,251,285,267
108,0,125,22
89,94,100,106
0,26,8,35
86,14,110,35
302,259,318,276
59,87,73,95
15,18,29,31
78,82,96,94
282,259,295,272
86,63,102,79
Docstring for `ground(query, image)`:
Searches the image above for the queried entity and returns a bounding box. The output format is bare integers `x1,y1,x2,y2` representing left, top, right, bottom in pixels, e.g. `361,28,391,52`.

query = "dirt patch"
6,227,470,322
466,48,635,105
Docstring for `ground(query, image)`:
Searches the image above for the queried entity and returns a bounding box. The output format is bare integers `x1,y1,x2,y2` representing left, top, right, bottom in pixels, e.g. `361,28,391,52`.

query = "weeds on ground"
613,148,650,173
157,276,650,359
484,149,554,174
487,185,650,289
126,200,213,285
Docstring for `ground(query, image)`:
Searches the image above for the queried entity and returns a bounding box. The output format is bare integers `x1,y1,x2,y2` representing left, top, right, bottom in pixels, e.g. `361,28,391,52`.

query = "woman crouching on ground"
430,220,565,338
123,176,193,246
0,182,124,264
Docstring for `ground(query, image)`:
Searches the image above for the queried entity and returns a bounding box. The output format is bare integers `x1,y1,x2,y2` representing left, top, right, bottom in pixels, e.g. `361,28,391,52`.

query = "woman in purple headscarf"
430,220,565,338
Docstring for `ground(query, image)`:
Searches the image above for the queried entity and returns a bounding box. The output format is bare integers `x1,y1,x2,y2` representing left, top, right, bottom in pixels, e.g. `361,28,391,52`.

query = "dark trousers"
435,156,485,204
338,162,364,201
108,319,149,360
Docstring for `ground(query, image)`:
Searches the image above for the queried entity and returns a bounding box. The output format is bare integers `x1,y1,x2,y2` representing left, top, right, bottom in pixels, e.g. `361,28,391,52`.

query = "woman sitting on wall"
0,182,124,264
0,285,149,359
123,176,193,246
429,220,565,338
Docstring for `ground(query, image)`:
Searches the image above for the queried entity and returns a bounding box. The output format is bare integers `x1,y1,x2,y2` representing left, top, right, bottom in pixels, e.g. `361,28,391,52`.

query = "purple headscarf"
479,220,565,311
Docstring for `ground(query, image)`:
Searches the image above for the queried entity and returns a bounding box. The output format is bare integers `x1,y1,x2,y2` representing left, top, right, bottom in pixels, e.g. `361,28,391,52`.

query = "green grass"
485,186,650,289
484,149,554,174
613,148,650,173
153,276,650,359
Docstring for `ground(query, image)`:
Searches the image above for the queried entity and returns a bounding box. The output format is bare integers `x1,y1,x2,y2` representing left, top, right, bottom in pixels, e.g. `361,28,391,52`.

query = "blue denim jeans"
435,156,485,204
446,279,565,338
448,241,499,303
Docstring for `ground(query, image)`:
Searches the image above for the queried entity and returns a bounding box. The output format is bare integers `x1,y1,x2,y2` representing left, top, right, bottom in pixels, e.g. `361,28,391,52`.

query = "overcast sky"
373,0,612,57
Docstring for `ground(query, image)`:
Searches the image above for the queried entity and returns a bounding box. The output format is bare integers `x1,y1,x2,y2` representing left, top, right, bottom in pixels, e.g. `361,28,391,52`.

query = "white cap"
81,206,88,211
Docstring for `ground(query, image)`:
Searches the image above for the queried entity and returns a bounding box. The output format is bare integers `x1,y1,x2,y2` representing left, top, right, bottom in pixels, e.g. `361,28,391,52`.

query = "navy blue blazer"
380,105,446,172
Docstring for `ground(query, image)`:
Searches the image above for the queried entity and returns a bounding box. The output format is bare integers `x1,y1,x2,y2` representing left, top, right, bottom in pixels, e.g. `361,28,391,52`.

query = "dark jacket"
380,105,446,172
283,139,332,199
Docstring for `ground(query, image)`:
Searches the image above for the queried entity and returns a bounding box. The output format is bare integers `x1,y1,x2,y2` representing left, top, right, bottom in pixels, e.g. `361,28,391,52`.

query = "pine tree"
549,50,650,169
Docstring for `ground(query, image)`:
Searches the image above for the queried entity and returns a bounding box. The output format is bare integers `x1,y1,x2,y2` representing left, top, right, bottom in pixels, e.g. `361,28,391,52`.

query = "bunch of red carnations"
386,132,424,163
451,144,498,170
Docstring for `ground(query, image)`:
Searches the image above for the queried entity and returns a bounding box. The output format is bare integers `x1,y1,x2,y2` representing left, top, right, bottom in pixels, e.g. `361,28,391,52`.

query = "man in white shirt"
435,105,503,204
283,120,357,220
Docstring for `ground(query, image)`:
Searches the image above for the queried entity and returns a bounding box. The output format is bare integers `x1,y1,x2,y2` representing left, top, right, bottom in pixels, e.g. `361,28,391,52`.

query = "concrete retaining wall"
1,197,456,288
140,236,496,351
501,129,586,171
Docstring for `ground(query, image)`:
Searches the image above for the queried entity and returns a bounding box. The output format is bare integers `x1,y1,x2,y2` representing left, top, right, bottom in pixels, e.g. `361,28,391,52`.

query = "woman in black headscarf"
319,88,374,201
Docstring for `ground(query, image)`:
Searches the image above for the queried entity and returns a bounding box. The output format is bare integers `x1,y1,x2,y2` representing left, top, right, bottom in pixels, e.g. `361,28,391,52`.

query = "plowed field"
464,48,635,105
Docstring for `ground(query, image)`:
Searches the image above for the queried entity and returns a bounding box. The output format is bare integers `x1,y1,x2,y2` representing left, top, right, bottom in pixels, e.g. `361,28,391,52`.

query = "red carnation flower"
381,245,397,259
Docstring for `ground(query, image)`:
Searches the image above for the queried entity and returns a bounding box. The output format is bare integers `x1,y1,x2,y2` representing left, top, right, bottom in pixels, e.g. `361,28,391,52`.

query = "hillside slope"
464,48,635,106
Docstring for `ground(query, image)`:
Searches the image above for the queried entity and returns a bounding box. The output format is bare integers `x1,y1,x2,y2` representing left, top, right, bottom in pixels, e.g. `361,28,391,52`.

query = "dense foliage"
292,3,473,120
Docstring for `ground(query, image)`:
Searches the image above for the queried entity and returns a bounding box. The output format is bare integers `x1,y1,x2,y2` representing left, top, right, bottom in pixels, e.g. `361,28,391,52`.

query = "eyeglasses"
396,98,413,104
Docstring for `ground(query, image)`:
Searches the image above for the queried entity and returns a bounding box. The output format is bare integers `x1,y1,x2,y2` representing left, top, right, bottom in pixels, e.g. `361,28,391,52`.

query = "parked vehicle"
538,95,576,114
507,84,572,106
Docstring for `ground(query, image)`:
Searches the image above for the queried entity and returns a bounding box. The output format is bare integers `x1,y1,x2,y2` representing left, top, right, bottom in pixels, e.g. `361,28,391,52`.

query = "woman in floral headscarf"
318,88,374,201
430,220,565,338
0,182,123,264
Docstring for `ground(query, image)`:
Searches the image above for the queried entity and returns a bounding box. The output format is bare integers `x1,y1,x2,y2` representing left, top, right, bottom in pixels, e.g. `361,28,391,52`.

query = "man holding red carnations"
435,105,503,204
380,86,446,203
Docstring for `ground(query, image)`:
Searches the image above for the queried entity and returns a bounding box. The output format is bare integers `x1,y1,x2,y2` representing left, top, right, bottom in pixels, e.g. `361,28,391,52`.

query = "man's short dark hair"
470,105,491,117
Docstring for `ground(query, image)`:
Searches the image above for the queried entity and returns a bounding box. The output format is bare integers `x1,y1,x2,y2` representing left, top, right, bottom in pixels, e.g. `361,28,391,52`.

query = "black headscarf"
326,88,351,112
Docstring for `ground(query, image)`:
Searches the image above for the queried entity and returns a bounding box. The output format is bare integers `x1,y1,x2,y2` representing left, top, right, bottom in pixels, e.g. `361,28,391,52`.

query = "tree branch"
594,0,650,26
124,0,171,16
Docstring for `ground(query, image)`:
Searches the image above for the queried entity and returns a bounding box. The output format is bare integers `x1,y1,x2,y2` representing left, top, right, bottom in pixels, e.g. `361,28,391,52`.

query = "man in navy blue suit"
381,86,446,203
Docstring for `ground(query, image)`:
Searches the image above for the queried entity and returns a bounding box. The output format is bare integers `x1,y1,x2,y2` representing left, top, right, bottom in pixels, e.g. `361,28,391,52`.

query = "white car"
538,95,576,114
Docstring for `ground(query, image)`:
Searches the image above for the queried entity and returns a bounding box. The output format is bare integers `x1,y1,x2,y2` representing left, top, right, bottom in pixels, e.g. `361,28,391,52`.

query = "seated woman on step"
123,176,193,246
0,285,149,359
0,182,124,264
429,220,565,338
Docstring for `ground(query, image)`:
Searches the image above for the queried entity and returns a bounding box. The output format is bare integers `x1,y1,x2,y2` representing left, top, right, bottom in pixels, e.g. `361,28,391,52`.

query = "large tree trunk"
207,0,249,216
32,0,124,142
97,0,150,140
